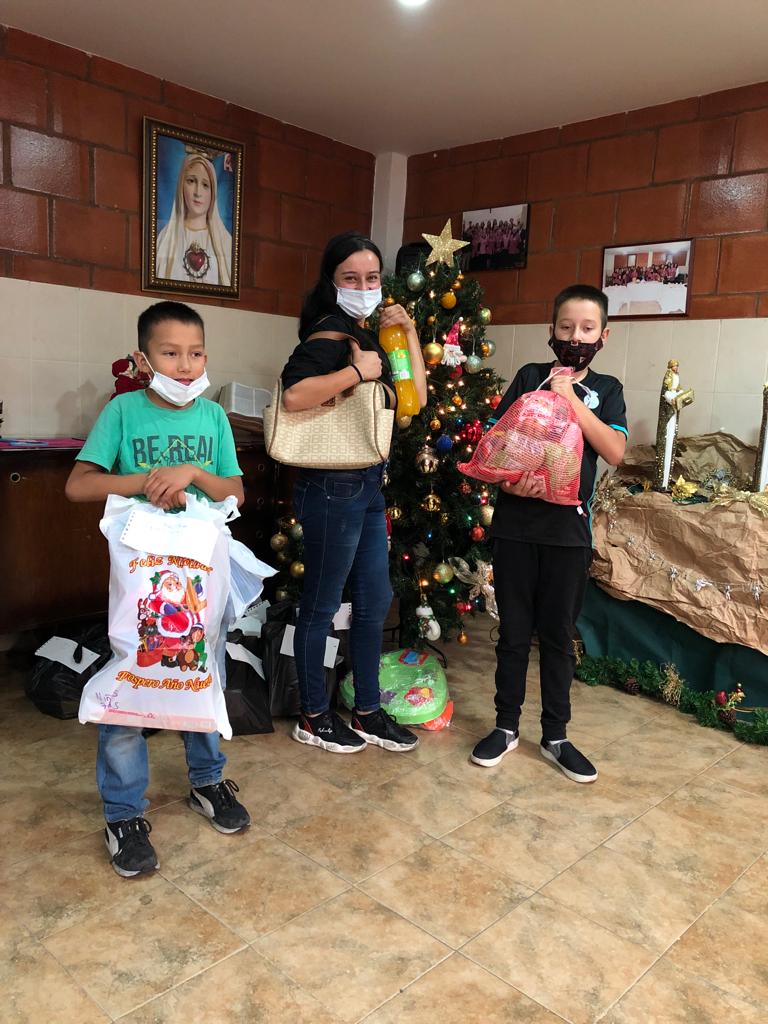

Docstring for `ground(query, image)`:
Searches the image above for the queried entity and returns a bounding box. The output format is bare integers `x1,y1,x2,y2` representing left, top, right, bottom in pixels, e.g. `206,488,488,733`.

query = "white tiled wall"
0,278,300,437
1,275,766,446
486,319,768,446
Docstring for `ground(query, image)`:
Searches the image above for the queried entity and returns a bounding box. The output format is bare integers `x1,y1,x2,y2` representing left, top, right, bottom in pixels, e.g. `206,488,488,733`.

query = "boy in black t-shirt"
471,284,628,783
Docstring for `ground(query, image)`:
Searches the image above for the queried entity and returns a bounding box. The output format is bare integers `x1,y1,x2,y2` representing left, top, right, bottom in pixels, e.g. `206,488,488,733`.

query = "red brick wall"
0,27,374,315
404,85,768,323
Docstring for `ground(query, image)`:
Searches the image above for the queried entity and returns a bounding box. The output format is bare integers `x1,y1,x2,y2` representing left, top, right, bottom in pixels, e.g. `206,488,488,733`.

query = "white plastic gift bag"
80,493,243,738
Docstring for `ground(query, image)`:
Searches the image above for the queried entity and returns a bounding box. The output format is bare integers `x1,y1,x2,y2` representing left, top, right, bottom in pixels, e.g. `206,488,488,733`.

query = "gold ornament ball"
427,315,436,325
481,339,496,357
451,394,464,407
429,417,442,432
457,629,469,645
384,296,395,306
432,561,455,584
421,492,442,513
422,342,444,365
479,504,495,527
387,505,403,521
397,415,413,430
479,307,492,325
289,561,305,579
288,522,304,541
451,279,461,291
275,587,290,602
440,512,450,525
441,291,458,309
270,532,289,552
276,551,292,564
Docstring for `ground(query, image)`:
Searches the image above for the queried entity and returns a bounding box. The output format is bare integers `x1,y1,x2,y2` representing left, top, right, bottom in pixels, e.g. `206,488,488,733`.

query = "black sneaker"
292,710,367,754
351,708,419,752
471,728,519,767
188,779,251,833
104,817,158,877
540,740,598,783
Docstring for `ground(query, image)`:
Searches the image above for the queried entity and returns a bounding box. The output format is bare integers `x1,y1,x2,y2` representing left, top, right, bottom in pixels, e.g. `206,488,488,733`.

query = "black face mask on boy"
548,335,603,372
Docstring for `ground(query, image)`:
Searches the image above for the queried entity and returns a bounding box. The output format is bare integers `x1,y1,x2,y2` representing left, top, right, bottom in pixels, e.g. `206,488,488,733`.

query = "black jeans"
492,539,591,741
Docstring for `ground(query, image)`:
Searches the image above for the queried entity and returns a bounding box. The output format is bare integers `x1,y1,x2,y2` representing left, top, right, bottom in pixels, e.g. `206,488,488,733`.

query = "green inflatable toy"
340,649,451,726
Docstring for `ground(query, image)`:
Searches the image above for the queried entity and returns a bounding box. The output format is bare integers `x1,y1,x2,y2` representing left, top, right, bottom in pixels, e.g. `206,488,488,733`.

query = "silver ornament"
465,354,483,374
407,271,426,292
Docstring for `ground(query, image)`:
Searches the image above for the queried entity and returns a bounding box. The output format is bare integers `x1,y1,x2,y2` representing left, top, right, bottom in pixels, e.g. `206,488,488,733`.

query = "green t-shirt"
77,391,242,500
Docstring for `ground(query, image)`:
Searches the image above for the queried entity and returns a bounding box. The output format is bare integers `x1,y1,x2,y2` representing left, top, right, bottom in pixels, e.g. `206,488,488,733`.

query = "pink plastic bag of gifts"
458,369,584,505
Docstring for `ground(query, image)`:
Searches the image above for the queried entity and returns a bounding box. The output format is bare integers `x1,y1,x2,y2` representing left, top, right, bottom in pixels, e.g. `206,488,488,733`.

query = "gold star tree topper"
422,219,469,268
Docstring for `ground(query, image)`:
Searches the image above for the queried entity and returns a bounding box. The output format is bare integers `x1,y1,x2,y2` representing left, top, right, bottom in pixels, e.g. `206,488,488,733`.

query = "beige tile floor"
2,620,767,1023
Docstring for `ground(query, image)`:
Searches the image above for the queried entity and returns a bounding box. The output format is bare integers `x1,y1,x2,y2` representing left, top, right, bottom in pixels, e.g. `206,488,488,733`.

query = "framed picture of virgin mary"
142,118,244,300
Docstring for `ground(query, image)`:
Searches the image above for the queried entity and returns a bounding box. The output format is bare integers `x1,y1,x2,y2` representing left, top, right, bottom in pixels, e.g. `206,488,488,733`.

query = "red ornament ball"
459,419,483,444
458,481,472,496
715,690,728,706
470,526,485,542
450,365,463,380
489,394,502,410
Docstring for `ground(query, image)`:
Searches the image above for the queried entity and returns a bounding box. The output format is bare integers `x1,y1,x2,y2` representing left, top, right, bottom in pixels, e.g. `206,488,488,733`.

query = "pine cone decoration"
717,708,737,728
624,676,640,695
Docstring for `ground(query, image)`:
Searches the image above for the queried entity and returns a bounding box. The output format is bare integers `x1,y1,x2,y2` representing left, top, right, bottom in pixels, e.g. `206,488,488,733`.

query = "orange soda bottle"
379,323,420,417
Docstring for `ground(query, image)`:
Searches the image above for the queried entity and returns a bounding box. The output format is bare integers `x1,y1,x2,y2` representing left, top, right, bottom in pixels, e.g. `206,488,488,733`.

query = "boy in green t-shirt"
66,300,250,877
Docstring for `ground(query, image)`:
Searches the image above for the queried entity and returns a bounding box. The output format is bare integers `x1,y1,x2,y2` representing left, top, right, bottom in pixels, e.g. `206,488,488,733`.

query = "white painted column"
370,152,408,274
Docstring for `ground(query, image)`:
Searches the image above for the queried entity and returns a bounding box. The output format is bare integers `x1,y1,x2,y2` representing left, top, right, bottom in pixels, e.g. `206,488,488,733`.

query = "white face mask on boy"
335,286,382,320
144,361,210,406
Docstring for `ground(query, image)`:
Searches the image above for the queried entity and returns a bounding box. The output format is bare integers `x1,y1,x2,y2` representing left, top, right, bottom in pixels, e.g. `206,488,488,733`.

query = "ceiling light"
398,0,430,7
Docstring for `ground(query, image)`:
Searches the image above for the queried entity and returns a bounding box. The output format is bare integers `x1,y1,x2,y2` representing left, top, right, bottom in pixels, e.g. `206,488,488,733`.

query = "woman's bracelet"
350,364,364,384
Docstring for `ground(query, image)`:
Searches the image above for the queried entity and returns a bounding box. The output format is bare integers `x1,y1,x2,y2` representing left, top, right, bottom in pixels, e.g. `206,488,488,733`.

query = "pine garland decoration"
575,654,767,745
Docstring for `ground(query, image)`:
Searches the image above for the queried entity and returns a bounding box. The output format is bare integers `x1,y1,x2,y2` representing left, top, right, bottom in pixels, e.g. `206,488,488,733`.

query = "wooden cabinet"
0,439,289,634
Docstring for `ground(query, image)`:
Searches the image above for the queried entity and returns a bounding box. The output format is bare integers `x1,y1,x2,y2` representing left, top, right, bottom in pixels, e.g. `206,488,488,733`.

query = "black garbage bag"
262,602,338,717
26,619,112,719
224,631,273,735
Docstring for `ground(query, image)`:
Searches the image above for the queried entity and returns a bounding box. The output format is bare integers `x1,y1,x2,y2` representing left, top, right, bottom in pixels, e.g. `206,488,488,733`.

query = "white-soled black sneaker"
292,710,366,754
188,779,251,833
471,728,519,767
540,739,598,783
351,708,419,751
105,817,158,877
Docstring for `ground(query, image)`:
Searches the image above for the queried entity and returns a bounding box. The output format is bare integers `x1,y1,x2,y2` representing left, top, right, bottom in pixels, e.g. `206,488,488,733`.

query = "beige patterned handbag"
263,377,394,469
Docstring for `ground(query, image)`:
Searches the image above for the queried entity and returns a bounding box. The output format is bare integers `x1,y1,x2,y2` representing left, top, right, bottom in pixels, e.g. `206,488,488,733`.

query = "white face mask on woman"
145,361,211,406
335,286,382,320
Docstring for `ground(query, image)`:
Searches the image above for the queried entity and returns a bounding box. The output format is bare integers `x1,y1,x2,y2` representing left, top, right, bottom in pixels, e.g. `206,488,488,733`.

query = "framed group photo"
142,118,244,300
602,239,692,318
461,203,529,271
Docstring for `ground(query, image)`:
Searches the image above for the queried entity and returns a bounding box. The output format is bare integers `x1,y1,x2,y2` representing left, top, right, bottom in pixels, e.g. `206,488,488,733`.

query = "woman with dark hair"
281,231,427,754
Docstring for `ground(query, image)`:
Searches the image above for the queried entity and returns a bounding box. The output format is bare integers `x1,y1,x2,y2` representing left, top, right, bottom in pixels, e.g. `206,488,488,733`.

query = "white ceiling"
4,0,768,155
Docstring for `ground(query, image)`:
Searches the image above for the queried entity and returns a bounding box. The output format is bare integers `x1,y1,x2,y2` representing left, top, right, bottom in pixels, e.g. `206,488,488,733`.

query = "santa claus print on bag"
137,569,209,672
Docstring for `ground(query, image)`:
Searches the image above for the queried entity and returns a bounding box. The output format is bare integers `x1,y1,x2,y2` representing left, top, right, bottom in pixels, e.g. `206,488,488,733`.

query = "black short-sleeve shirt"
281,309,395,402
490,362,628,547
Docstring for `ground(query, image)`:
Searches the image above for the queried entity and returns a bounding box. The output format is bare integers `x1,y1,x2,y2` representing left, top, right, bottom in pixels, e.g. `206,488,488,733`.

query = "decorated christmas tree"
270,220,506,647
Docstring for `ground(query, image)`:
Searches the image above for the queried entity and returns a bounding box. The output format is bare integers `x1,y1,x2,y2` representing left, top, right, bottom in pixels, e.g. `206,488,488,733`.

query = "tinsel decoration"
709,484,768,518
661,664,683,706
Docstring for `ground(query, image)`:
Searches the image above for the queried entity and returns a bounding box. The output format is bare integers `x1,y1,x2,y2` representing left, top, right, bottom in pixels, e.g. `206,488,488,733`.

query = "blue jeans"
97,727,226,822
293,464,392,715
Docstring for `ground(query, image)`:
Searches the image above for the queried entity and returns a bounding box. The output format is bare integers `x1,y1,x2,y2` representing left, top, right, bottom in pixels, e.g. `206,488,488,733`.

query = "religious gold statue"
754,382,768,492
654,359,694,491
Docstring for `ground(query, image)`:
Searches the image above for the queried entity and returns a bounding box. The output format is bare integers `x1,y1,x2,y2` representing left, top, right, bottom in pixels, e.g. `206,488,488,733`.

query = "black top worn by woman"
282,309,395,404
